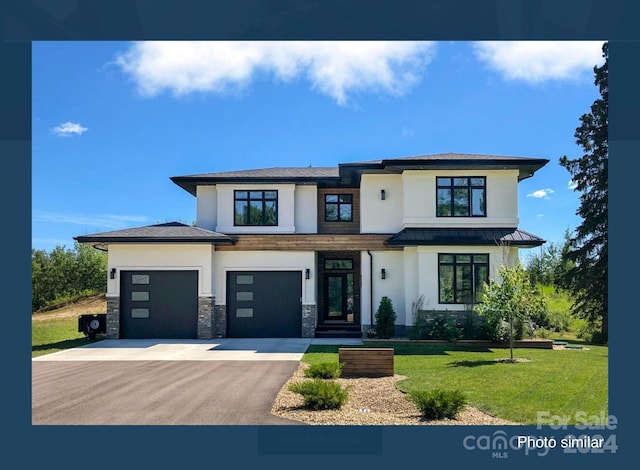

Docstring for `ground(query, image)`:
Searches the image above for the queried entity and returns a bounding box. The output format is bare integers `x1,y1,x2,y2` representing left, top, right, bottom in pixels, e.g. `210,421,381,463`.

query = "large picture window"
325,194,353,222
438,254,489,304
436,177,486,217
234,190,278,226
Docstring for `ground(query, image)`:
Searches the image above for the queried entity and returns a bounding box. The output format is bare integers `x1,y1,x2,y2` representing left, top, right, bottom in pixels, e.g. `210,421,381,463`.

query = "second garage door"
227,271,302,338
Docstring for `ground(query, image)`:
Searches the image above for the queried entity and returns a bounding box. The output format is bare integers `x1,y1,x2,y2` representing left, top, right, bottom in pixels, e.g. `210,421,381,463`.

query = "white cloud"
473,41,605,83
34,211,148,228
536,214,545,218
401,126,414,138
568,179,578,190
114,41,436,105
51,121,88,137
527,188,555,199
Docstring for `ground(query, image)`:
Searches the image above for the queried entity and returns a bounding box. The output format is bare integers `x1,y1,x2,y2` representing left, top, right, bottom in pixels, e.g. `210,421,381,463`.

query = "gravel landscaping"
271,362,521,425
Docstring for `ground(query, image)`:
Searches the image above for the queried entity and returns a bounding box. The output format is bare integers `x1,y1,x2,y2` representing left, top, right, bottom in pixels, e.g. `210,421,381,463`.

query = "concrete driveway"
32,338,362,425
32,338,318,362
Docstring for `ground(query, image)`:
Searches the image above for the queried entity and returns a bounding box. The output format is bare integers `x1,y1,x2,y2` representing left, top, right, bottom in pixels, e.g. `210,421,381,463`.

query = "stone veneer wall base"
213,304,227,338
302,305,317,338
197,297,214,339
106,297,120,339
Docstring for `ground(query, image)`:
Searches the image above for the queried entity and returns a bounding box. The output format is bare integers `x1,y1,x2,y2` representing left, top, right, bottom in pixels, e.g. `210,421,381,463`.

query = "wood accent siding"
216,234,401,251
339,348,394,377
317,188,360,234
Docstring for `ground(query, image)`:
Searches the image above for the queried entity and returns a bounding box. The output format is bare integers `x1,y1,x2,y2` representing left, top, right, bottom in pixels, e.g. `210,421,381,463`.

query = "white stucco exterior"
196,183,318,234
360,170,519,232
213,250,316,305
294,185,318,233
402,245,519,324
360,245,519,328
360,250,406,328
216,183,296,233
360,174,403,233
106,243,214,297
401,169,519,227
195,186,217,231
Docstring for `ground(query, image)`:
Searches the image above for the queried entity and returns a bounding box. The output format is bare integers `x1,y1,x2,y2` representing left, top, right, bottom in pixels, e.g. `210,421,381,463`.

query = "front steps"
314,323,362,338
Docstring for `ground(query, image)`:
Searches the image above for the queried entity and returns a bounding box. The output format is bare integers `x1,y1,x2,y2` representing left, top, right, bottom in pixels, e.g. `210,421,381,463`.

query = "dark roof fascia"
340,158,549,181
385,228,545,248
170,175,341,196
387,239,545,247
74,236,237,245
73,236,236,245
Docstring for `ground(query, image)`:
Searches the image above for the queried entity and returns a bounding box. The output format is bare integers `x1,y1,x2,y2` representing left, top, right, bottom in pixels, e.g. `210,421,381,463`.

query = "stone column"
302,304,317,338
106,297,120,339
197,296,214,339
213,304,227,338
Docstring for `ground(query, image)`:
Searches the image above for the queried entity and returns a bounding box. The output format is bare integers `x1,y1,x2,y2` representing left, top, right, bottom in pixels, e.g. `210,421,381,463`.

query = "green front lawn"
32,316,102,357
304,343,608,424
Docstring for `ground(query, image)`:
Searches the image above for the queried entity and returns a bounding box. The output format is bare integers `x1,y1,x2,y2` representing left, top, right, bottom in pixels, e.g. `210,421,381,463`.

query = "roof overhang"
386,228,545,248
340,157,549,182
74,222,236,246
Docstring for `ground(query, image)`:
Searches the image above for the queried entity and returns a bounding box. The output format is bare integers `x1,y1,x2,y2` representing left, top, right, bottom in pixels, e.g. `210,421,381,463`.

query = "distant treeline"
32,242,107,312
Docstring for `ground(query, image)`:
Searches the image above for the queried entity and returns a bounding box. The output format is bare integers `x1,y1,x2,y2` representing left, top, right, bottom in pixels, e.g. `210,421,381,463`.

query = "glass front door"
324,272,354,322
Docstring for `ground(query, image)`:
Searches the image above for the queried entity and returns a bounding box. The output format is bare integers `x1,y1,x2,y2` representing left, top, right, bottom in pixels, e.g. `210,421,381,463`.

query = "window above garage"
234,190,278,226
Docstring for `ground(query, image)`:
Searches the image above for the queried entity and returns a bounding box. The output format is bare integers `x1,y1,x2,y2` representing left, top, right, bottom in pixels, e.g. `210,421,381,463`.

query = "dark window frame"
438,253,489,304
436,176,486,217
324,193,353,222
324,259,354,270
234,190,278,226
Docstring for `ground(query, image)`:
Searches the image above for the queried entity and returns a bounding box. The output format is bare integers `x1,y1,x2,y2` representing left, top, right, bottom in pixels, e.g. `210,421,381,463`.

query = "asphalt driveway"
32,360,301,425
32,338,363,425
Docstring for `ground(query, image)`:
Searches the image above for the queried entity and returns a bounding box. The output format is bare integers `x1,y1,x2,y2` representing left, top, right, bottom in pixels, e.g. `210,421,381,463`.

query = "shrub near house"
375,296,397,339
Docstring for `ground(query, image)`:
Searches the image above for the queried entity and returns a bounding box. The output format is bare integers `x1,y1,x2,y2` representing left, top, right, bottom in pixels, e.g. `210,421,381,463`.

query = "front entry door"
324,271,355,322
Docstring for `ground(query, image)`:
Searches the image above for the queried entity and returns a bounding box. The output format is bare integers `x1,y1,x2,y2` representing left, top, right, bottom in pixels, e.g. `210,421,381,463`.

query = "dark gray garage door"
227,271,302,338
120,270,198,339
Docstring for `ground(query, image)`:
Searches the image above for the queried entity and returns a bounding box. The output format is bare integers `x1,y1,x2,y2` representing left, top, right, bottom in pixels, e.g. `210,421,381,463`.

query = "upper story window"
325,194,353,222
234,190,278,226
436,177,486,217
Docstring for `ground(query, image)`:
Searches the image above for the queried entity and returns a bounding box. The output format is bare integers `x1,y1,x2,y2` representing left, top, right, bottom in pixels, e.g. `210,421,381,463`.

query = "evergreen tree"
374,296,397,339
558,42,608,343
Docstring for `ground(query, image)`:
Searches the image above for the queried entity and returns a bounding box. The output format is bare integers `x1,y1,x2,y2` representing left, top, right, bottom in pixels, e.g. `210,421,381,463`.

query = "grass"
537,284,587,337
303,343,608,425
32,315,103,357
538,284,572,312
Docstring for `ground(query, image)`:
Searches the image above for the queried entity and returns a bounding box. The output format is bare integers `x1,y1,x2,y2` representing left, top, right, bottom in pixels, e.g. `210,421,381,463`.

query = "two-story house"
75,153,548,340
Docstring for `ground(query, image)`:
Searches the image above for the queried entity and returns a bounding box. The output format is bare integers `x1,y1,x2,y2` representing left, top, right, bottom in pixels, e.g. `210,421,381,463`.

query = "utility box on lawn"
78,314,107,339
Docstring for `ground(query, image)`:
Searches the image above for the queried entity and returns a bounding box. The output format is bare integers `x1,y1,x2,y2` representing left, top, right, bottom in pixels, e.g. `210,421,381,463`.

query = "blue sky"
32,40,605,260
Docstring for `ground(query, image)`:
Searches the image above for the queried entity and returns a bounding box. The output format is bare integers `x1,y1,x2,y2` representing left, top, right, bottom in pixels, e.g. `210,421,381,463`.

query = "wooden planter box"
339,348,394,377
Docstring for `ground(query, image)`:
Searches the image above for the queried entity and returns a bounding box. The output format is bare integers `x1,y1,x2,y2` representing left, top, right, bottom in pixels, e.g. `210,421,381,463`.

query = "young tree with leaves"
474,264,547,362
558,42,608,344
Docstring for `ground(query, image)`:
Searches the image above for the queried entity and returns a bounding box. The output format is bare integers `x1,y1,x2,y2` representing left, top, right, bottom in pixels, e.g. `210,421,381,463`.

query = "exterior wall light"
110,268,116,279
380,189,386,200
381,268,386,279
305,268,311,279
